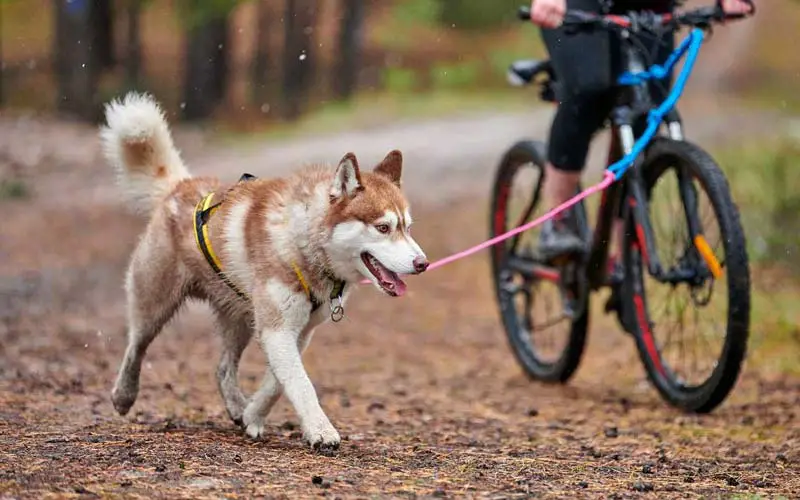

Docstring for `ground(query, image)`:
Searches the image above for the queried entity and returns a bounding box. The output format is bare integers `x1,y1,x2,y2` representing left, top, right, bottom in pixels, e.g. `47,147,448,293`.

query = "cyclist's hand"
719,0,754,15
530,0,566,28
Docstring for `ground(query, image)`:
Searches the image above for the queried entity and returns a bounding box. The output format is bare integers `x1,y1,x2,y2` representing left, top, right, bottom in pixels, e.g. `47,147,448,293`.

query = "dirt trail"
1,9,798,499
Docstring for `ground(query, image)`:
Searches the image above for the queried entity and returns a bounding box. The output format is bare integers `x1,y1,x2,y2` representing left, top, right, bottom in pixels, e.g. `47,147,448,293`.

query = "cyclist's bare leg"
543,163,581,207
537,163,585,262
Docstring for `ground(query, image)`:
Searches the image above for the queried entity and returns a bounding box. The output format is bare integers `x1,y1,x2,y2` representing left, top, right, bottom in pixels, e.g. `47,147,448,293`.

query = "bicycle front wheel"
489,140,589,383
622,138,751,413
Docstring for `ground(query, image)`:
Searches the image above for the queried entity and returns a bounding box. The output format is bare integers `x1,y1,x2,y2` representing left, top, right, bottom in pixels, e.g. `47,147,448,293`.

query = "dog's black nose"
413,256,429,274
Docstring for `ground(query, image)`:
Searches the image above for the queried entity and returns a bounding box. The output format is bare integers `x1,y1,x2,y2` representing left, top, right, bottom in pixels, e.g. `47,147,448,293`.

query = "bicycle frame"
581,28,707,291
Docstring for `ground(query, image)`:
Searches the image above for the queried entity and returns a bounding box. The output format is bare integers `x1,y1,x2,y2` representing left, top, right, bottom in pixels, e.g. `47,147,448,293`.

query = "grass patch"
715,135,800,272
0,179,30,200
713,135,800,376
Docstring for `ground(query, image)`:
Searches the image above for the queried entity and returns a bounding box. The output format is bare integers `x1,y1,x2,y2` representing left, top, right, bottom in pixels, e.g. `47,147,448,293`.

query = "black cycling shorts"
541,0,675,172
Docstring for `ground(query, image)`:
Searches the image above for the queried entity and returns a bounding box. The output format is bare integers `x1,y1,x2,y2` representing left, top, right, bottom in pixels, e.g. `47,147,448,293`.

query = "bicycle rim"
623,138,750,413
490,140,589,383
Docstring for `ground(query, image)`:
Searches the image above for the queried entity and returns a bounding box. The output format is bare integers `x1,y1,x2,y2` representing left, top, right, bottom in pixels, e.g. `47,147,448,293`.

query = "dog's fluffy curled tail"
100,92,190,214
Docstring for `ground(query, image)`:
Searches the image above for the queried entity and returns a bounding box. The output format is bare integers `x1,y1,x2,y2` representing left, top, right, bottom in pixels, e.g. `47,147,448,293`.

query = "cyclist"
529,0,755,267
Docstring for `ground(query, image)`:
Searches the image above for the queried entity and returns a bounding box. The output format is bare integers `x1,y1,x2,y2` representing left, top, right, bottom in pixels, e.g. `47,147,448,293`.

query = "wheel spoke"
630,147,746,403
490,145,589,382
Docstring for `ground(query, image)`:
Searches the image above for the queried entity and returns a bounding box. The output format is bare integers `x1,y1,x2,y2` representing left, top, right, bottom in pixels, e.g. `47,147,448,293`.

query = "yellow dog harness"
192,173,346,320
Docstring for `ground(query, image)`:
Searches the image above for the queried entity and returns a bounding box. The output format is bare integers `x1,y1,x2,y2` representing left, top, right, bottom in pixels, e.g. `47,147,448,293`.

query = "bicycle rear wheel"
489,140,590,383
622,138,750,413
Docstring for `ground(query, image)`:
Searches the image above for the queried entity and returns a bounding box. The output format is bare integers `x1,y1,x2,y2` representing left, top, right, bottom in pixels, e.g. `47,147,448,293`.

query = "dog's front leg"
260,328,340,451
242,326,315,438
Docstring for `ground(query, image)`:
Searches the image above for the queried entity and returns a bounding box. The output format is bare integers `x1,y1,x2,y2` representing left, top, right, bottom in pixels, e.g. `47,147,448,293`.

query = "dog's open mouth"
361,252,407,297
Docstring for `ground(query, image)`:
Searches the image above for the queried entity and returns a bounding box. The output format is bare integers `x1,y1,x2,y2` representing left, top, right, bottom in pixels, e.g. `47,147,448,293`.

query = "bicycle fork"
616,108,713,285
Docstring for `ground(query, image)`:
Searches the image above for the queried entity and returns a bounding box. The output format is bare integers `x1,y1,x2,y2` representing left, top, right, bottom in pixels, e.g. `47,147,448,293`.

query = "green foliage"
437,0,523,31
392,0,441,28
385,0,523,32
382,67,418,93
718,135,800,273
0,179,29,200
175,0,242,29
429,61,480,89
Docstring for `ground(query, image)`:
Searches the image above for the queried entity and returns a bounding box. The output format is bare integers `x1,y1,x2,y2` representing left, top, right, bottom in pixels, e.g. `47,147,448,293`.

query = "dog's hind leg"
111,240,187,416
216,312,252,426
241,369,282,439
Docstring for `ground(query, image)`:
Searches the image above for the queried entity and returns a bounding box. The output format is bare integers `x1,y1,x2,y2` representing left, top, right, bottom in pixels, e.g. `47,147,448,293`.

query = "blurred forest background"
0,0,547,125
0,0,798,126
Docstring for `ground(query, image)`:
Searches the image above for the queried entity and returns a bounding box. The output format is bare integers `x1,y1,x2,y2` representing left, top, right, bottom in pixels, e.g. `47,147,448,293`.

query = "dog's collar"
291,261,347,321
193,172,346,319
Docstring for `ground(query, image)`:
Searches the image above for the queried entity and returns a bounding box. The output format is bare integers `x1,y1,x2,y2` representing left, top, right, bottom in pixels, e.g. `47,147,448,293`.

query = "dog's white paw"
242,410,267,440
303,420,341,454
245,421,267,440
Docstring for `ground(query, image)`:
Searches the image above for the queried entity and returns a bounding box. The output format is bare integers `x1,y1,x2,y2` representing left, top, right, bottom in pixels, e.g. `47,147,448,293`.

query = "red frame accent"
533,267,560,283
494,182,510,260
633,294,666,377
606,14,631,27
628,198,651,267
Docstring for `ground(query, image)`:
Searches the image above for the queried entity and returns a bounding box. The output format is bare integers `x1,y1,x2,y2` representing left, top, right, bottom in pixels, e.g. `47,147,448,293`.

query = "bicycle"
489,4,753,413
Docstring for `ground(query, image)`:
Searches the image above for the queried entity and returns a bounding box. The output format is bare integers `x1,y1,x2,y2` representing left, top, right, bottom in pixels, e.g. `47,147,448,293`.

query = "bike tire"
489,140,590,383
621,138,751,413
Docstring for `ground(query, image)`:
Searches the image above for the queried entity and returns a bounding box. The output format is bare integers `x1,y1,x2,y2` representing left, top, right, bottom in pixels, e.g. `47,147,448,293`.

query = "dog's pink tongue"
394,277,407,297
378,266,407,297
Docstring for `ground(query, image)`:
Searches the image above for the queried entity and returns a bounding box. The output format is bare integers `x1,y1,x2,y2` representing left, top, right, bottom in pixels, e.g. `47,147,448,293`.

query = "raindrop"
260,104,270,114
84,344,88,348
299,52,307,61
218,43,224,49
96,331,102,337
81,63,86,68
180,102,187,110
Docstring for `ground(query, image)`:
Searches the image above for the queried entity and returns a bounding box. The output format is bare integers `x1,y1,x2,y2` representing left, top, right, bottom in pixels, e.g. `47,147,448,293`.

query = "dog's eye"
375,224,391,234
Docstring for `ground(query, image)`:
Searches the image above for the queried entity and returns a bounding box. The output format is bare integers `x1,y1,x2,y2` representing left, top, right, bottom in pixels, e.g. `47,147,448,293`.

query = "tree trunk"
0,2,4,106
182,15,230,121
281,0,317,120
54,0,99,120
125,0,143,89
91,0,115,70
332,0,365,101
251,0,272,105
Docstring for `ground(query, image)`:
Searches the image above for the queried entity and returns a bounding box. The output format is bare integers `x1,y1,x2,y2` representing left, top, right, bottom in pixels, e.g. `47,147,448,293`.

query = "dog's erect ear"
330,152,363,201
373,149,403,187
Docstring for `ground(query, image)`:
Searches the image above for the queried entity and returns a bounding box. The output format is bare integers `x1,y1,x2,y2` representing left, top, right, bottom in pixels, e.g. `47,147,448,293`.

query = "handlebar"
517,3,753,32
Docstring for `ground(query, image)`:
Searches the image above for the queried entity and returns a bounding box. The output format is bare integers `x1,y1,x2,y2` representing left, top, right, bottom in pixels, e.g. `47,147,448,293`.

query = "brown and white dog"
101,92,428,451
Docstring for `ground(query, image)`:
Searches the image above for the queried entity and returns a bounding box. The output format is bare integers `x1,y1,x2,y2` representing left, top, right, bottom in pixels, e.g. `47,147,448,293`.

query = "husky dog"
101,92,428,451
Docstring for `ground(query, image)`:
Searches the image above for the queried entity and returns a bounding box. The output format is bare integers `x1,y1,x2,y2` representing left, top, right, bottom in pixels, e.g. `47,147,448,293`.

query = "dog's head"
325,150,428,297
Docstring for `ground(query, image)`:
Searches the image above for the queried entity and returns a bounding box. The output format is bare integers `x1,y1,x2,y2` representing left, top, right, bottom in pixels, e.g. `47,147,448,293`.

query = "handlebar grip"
518,6,531,21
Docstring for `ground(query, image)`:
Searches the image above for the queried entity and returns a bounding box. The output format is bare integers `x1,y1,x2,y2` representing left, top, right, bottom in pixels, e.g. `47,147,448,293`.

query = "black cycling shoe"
535,213,586,264
535,211,586,319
